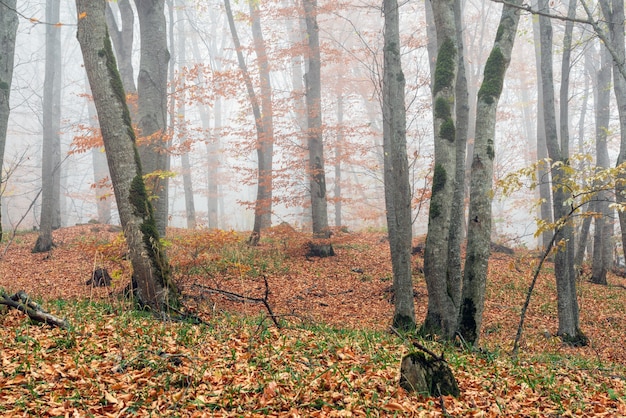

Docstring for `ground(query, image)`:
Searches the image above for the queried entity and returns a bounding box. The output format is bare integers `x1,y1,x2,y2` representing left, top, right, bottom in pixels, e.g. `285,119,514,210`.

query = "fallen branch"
193,275,281,328
0,290,69,329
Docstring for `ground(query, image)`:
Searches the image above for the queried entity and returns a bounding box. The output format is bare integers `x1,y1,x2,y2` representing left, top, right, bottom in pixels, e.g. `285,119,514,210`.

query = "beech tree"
135,0,170,237
34,0,63,253
423,0,459,339
76,0,180,312
382,0,415,330
458,0,523,345
303,0,333,257
224,0,274,244
0,0,18,241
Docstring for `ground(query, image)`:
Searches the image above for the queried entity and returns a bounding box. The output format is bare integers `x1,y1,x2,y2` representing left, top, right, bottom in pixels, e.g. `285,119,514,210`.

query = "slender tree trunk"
76,0,180,312
134,0,170,237
249,0,274,241
532,2,553,249
382,0,415,331
34,0,62,253
591,44,612,285
599,0,626,274
303,0,333,256
224,0,273,244
334,95,343,227
458,0,522,345
0,0,18,241
168,0,196,229
423,0,458,339
105,0,136,94
538,0,586,345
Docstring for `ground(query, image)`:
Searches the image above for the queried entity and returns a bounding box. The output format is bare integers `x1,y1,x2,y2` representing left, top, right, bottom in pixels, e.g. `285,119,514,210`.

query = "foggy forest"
0,0,625,416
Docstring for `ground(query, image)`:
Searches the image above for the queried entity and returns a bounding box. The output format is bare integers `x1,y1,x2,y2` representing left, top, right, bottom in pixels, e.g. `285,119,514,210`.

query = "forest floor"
0,224,624,416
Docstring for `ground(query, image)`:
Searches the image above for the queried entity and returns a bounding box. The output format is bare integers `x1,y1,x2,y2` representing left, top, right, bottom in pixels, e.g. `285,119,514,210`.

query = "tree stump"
399,351,460,397
86,268,112,287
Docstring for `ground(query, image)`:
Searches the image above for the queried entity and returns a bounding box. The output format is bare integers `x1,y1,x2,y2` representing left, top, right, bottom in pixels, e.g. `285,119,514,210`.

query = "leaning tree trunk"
76,0,180,312
423,0,458,339
224,0,273,245
458,0,522,345
134,0,170,237
382,0,416,331
303,0,334,257
34,0,62,253
538,0,586,345
0,0,18,242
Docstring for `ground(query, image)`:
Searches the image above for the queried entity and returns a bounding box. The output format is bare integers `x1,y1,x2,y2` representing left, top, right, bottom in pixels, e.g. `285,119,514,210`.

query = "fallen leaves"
0,225,623,416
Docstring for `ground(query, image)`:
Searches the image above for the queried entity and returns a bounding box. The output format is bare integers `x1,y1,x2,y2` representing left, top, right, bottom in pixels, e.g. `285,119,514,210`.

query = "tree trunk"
105,0,136,94
591,43,612,285
168,0,196,229
34,0,62,253
532,2,553,250
458,0,522,345
599,0,626,279
382,0,416,331
224,0,273,244
334,95,343,228
0,0,18,241
538,0,586,345
134,0,170,237
423,0,458,339
303,0,333,257
76,0,180,312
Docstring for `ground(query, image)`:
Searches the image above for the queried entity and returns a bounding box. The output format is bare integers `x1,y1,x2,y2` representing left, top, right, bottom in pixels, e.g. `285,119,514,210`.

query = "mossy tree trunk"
0,0,18,242
458,1,522,345
423,0,459,339
34,0,62,253
303,0,334,257
76,0,180,312
382,0,416,331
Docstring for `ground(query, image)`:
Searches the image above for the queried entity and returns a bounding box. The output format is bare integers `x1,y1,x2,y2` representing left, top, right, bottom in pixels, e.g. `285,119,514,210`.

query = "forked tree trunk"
224,0,273,245
458,0,522,345
538,0,586,345
0,0,18,242
382,0,415,331
423,0,458,339
76,0,180,312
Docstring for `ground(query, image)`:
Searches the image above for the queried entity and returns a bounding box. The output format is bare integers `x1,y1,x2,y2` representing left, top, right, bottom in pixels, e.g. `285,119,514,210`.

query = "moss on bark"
478,47,505,105
433,38,456,95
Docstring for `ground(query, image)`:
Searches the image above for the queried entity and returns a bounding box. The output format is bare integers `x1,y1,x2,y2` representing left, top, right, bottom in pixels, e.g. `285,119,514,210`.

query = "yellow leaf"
78,11,87,19
384,402,406,412
29,17,39,23
54,22,63,27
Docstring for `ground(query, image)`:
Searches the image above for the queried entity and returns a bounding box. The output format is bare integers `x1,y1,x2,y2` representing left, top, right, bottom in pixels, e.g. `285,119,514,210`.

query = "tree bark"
591,43,612,285
423,0,458,339
303,0,333,257
105,0,136,94
532,1,553,250
538,0,586,345
34,0,62,253
76,0,180,312
134,0,170,237
382,0,416,331
223,0,273,244
0,0,18,242
458,0,522,345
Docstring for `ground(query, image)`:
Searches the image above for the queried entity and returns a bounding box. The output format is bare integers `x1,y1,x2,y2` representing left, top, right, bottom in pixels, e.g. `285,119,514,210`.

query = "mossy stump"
399,352,460,397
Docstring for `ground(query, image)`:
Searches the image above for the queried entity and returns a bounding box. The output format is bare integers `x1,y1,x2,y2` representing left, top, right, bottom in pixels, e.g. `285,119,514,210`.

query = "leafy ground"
0,224,624,417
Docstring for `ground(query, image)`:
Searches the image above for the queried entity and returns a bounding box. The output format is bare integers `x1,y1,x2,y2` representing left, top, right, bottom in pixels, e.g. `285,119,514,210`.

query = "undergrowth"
0,300,624,416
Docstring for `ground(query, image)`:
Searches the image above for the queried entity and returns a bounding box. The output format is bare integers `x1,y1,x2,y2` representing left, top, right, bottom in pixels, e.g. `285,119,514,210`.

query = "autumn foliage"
0,225,624,416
